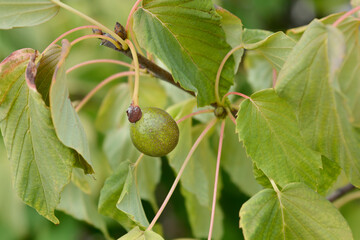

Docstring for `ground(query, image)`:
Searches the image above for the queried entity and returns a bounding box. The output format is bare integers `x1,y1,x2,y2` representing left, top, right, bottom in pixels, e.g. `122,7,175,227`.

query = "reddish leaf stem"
215,45,243,105
66,59,134,74
75,71,136,112
222,91,250,102
272,68,277,88
208,120,225,240
42,25,99,54
147,118,218,231
226,108,237,125
71,34,121,49
126,0,143,32
333,6,360,27
176,109,214,124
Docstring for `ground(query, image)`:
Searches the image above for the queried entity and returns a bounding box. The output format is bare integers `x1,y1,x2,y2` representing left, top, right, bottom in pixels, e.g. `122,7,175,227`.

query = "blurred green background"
0,0,358,239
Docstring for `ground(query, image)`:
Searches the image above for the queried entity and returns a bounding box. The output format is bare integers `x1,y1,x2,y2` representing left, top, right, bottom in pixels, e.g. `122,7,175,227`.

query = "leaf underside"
0,0,59,29
0,49,75,223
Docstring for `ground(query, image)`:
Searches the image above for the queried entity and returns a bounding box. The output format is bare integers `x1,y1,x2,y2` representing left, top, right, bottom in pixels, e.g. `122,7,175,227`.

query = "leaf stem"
327,183,355,202
126,0,142,32
75,71,136,112
66,59,134,74
215,45,243,105
70,34,121,49
50,0,128,49
270,179,280,194
208,120,225,240
333,6,360,27
126,39,140,106
226,108,237,125
272,68,277,88
333,191,360,209
176,109,214,124
147,118,218,231
42,25,99,54
222,91,251,105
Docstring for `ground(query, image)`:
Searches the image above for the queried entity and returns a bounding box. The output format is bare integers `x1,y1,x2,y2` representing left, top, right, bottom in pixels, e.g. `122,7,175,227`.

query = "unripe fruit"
129,107,179,157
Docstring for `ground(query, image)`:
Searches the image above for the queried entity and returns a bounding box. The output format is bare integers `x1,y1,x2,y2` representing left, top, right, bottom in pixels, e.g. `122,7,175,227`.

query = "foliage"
0,0,360,240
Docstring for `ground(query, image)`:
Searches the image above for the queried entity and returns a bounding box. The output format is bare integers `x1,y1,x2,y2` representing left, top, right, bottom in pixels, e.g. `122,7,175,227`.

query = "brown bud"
114,22,127,39
127,105,142,123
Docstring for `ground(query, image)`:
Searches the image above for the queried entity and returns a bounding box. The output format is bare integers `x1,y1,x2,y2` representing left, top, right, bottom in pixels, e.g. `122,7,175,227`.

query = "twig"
100,36,195,97
326,183,355,202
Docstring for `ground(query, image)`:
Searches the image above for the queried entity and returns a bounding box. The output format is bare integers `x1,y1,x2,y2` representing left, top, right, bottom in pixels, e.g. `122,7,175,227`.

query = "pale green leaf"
0,137,28,238
57,183,110,239
242,29,273,44
240,182,353,240
96,77,167,132
243,29,296,72
352,0,360,8
117,165,149,228
133,0,235,106
222,119,262,196
0,49,75,223
118,226,164,240
103,127,161,209
276,20,360,187
167,99,210,205
216,6,244,72
49,40,93,174
71,168,91,194
181,188,223,240
98,161,135,230
244,52,273,92
179,124,223,239
337,19,360,127
0,0,59,29
236,89,322,189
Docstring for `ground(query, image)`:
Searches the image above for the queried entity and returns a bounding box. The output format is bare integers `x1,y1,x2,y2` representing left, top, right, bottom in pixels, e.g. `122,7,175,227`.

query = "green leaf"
117,165,149,228
337,19,360,127
236,89,322,189
317,156,341,195
57,183,110,239
222,119,262,196
49,40,93,174
0,0,59,29
243,29,296,72
133,0,234,106
98,161,135,230
244,52,273,92
240,182,353,240
103,127,161,209
118,226,164,240
0,49,75,223
252,163,272,189
276,20,360,187
216,6,244,72
34,45,62,105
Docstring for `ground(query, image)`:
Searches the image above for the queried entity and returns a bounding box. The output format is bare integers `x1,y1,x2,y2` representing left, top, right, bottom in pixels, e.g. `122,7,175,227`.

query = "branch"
99,32,195,97
326,183,355,202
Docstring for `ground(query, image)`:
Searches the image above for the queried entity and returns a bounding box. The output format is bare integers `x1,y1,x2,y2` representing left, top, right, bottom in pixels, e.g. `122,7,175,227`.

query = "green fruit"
129,107,179,157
